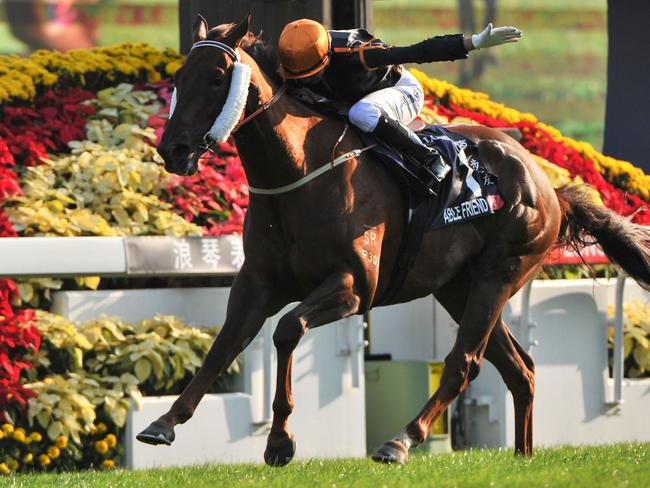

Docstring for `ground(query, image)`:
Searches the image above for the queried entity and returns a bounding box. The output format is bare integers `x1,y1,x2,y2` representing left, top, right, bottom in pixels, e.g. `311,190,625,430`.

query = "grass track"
7,443,650,487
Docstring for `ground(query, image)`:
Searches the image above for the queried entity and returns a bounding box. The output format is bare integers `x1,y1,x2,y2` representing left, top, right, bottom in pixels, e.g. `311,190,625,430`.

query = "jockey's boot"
372,115,451,188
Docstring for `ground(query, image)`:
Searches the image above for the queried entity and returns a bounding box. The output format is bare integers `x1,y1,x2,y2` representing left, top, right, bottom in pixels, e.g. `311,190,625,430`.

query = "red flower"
0,281,39,419
0,88,96,168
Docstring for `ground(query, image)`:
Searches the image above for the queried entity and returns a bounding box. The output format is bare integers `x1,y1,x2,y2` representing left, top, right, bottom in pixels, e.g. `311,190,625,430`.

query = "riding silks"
361,125,504,230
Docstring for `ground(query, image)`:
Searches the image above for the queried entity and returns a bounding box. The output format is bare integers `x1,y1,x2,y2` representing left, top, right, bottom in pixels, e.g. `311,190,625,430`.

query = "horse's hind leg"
433,275,535,456
484,318,535,456
264,270,361,467
372,256,532,464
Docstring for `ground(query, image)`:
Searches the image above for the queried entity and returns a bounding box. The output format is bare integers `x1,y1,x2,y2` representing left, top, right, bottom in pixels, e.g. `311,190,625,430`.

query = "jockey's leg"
347,69,450,185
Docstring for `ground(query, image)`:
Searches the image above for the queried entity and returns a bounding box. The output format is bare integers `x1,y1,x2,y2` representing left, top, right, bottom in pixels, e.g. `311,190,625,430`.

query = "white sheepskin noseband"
168,40,252,142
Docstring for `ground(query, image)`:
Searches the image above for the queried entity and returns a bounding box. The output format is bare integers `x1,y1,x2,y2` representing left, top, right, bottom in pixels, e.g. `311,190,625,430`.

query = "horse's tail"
556,185,650,290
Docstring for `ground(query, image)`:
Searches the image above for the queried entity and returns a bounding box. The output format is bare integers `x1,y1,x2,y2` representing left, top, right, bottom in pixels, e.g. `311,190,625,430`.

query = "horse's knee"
273,314,305,351
443,352,480,396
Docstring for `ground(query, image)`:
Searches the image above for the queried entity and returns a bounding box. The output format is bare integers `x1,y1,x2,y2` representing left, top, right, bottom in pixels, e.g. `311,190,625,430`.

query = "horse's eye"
212,77,224,87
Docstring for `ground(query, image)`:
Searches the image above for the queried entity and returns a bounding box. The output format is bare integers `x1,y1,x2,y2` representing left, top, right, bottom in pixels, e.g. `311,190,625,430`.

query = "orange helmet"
278,19,331,79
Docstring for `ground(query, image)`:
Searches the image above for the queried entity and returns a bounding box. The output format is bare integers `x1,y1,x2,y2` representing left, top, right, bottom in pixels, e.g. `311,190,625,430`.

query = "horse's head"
157,15,252,175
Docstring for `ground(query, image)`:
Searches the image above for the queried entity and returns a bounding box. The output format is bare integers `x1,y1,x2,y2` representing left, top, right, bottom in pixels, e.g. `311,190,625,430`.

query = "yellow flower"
23,453,33,463
29,432,43,442
165,61,182,76
47,446,60,459
38,454,51,466
95,440,109,454
12,430,26,443
7,459,18,471
2,423,14,434
104,433,117,448
55,435,68,449
101,459,115,469
0,463,9,475
0,430,4,440
96,422,108,433
0,42,183,106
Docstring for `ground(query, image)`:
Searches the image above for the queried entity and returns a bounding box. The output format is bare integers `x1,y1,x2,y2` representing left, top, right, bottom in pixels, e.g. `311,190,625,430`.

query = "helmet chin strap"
168,40,252,143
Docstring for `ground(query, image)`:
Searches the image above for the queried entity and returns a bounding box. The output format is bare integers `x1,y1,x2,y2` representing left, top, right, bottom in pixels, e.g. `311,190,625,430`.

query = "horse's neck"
232,58,341,191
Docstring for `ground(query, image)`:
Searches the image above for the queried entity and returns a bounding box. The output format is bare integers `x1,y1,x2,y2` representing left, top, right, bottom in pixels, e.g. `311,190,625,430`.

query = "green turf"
6,444,650,487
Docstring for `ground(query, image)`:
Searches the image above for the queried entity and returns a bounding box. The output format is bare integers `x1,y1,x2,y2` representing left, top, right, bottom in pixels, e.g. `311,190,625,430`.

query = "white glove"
471,23,522,49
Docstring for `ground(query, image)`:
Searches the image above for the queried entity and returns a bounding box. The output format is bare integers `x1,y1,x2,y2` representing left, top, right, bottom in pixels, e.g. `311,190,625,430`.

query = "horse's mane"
208,23,282,85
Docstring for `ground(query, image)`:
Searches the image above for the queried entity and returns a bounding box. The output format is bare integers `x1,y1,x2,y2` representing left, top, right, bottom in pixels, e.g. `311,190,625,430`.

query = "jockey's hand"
471,23,522,49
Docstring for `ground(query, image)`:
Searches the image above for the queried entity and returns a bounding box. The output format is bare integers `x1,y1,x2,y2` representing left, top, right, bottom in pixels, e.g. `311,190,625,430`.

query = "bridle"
176,39,287,156
232,84,288,133
174,39,374,195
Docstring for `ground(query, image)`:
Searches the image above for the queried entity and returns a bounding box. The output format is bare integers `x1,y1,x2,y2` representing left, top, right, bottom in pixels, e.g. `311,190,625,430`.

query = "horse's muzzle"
157,142,199,176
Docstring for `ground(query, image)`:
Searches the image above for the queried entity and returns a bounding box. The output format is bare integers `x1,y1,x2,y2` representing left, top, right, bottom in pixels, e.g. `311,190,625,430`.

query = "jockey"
277,19,521,190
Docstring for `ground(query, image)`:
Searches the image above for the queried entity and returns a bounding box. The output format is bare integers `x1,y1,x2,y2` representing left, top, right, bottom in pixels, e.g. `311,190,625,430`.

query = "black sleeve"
363,34,468,68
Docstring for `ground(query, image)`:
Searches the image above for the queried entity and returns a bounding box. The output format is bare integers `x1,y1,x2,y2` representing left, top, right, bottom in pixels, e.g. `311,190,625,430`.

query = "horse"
138,15,650,466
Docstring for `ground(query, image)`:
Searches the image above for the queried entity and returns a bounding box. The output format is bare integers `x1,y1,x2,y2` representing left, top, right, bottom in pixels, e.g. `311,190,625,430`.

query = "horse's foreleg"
137,267,275,446
484,319,535,456
264,271,360,467
372,265,518,464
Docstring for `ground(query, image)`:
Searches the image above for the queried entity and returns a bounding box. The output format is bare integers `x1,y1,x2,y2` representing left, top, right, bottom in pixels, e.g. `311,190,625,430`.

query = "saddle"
289,86,505,303
360,124,505,303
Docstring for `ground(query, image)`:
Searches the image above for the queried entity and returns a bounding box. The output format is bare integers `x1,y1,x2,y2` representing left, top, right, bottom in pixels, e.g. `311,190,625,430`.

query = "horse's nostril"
171,144,190,159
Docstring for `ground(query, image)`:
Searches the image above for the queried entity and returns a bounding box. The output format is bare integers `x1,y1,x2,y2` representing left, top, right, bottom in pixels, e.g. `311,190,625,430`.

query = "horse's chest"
285,231,338,266
280,224,352,279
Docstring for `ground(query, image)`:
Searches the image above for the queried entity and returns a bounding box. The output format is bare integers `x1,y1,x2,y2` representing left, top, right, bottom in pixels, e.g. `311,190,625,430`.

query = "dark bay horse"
139,16,650,465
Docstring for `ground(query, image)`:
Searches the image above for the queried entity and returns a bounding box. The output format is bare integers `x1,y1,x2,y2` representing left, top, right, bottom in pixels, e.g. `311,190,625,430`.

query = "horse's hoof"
371,440,409,464
136,420,175,446
264,437,296,467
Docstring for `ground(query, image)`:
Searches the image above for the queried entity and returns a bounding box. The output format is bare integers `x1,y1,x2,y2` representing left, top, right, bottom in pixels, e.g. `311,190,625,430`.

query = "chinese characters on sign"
126,236,245,275
173,239,193,270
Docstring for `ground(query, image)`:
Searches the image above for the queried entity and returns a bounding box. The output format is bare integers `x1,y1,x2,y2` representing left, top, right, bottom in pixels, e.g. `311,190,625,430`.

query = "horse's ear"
225,14,251,47
192,14,209,43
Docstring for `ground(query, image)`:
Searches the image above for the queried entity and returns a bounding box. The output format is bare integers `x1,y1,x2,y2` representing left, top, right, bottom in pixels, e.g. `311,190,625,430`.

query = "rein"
178,39,377,196
233,83,288,133
247,142,376,195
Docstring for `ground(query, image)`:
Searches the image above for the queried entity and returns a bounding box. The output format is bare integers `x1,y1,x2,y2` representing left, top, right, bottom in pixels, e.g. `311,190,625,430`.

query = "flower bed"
608,301,650,379
0,44,246,474
1,43,649,474
1,312,235,473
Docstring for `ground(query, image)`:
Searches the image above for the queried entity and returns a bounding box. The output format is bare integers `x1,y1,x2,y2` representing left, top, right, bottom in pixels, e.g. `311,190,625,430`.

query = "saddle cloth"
360,125,505,230
287,86,506,303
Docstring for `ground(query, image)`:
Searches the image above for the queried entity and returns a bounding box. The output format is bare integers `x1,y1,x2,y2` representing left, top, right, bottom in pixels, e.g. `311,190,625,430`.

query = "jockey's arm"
363,24,522,68
363,35,468,67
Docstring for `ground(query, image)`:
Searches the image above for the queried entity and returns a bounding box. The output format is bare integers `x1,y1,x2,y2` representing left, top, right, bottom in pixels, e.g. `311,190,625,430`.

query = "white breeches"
347,68,425,133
